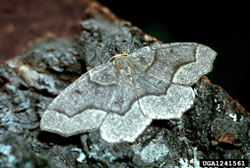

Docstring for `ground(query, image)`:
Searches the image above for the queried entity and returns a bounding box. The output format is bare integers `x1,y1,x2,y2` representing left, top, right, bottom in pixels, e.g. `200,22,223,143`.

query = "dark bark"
0,1,249,167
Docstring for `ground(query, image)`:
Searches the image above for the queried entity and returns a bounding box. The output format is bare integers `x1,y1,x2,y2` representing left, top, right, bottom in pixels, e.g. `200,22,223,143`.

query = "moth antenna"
128,38,135,53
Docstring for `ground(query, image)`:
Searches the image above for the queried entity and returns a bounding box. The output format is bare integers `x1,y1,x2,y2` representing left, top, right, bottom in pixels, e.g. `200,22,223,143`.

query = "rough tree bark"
0,1,249,168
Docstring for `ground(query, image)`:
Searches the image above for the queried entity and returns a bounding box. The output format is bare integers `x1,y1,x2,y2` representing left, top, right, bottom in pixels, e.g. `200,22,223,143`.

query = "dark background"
98,0,250,111
1,1,249,111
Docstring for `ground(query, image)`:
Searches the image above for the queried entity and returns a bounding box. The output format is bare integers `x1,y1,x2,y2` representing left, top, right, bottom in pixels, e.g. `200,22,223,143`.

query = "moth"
40,42,216,143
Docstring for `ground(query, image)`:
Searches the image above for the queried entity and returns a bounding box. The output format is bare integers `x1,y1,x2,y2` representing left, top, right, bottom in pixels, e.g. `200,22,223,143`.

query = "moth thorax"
114,56,133,74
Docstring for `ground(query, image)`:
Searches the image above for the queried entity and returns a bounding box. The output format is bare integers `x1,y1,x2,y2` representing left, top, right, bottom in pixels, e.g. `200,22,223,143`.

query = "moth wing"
168,43,216,85
100,101,152,143
40,42,217,141
40,63,118,137
128,43,216,120
128,43,216,85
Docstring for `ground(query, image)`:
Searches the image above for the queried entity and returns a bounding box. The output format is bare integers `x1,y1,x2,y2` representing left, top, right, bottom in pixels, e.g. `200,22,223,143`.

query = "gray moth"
40,42,216,143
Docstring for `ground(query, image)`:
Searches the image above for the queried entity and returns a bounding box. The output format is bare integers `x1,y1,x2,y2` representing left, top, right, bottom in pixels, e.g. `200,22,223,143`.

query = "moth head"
108,50,133,74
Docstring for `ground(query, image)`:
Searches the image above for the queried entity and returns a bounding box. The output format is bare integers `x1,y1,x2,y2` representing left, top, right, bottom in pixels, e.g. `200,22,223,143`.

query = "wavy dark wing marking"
40,42,216,141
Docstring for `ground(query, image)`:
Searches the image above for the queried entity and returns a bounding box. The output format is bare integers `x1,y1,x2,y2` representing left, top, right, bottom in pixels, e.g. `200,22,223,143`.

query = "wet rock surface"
1,9,249,168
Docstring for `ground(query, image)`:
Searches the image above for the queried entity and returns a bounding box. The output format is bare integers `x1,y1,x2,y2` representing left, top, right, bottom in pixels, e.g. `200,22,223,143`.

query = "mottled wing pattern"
40,42,216,143
127,43,216,120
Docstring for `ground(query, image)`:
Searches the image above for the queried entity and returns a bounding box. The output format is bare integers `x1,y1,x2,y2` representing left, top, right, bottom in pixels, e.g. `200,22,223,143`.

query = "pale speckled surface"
41,109,107,137
40,42,216,143
100,101,152,143
139,84,195,119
